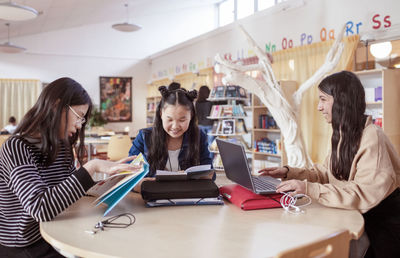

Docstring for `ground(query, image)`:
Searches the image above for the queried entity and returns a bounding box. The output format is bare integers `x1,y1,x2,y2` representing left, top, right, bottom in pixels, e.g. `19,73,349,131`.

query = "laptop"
216,139,280,194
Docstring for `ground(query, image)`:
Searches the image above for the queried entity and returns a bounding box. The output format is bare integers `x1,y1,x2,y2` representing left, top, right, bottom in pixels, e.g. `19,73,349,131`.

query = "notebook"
216,139,280,194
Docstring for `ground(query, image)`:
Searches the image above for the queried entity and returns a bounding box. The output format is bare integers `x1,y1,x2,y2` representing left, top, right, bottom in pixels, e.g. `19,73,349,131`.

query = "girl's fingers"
117,156,136,164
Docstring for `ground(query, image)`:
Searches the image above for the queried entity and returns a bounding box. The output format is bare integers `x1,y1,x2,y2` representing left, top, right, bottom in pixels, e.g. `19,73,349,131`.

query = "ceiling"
0,0,222,59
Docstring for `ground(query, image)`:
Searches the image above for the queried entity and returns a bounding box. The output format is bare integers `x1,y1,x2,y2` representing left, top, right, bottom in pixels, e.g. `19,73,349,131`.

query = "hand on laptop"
275,179,306,196
258,167,288,178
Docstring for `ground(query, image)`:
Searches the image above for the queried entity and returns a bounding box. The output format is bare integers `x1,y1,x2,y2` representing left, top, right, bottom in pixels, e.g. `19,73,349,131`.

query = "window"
258,0,276,11
237,0,254,19
219,0,234,27
218,0,286,27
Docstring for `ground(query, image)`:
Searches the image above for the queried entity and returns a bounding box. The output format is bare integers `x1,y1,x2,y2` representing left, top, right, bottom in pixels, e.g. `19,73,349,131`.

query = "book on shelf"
214,86,226,98
88,153,149,216
210,137,250,152
221,105,233,117
235,119,248,134
225,85,239,97
259,114,278,129
211,121,220,134
221,119,235,135
232,104,246,116
210,105,222,117
155,164,214,181
238,86,247,98
212,154,223,170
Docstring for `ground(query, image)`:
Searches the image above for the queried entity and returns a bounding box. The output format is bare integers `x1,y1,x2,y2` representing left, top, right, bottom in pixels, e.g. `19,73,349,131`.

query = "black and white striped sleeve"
4,138,94,222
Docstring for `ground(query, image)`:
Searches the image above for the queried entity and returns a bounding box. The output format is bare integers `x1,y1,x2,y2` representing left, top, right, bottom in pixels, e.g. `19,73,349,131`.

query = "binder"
219,184,282,210
141,180,220,202
145,196,224,207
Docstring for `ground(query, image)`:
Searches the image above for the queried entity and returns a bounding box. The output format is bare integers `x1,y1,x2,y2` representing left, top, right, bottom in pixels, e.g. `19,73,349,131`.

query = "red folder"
219,184,283,210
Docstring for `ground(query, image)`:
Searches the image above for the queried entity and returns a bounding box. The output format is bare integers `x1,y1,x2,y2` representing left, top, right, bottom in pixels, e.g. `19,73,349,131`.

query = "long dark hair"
15,77,92,166
318,71,366,180
147,86,199,175
197,85,210,102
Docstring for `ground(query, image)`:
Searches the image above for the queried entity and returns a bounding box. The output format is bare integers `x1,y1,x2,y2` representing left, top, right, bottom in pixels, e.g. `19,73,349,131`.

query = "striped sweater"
0,136,95,247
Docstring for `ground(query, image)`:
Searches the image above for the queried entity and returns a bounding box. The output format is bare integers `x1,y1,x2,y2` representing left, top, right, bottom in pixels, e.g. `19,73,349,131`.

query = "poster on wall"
99,76,132,122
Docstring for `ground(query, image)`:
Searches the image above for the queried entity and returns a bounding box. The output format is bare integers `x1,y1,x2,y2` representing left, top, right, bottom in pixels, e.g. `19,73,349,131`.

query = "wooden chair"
106,134,132,161
0,135,10,148
275,230,351,258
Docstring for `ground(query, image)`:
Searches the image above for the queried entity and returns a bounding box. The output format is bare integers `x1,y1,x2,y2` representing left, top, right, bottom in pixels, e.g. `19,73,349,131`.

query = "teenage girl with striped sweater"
0,77,139,257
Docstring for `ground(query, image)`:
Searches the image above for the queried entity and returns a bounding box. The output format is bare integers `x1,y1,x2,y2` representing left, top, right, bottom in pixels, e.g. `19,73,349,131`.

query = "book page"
87,153,145,197
87,172,136,197
184,164,211,173
156,164,213,181
156,170,185,176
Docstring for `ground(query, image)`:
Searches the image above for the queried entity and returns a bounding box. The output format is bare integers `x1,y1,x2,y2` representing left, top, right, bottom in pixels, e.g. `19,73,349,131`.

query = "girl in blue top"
129,86,213,186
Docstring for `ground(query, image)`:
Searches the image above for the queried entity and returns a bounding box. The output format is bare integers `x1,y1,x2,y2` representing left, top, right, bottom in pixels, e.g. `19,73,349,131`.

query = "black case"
141,180,220,201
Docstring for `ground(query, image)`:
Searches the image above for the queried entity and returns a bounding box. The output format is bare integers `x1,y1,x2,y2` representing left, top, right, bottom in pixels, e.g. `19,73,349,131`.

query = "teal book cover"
93,153,149,216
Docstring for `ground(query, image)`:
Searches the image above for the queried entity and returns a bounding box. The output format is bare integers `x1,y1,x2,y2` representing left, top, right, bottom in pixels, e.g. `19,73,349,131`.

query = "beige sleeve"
306,128,397,213
286,156,330,183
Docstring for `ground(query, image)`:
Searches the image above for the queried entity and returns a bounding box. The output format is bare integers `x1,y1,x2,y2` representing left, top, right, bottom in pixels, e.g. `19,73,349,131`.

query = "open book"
87,153,149,216
155,164,214,181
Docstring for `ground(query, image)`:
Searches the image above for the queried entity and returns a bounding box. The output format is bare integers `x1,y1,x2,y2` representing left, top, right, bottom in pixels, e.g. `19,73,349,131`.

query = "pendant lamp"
0,23,26,54
112,3,141,32
0,1,38,21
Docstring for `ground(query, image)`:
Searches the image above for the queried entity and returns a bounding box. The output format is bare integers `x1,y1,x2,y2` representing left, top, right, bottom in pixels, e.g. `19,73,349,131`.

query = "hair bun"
187,89,198,101
158,86,169,97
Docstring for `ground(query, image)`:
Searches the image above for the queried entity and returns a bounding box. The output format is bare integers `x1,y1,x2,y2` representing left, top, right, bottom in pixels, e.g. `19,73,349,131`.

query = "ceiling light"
0,23,26,54
0,1,38,21
112,3,141,32
370,41,392,59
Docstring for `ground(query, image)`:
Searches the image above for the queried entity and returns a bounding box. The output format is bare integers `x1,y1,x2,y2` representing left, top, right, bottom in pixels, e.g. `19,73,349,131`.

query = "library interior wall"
0,54,150,137
150,0,399,79
0,0,398,138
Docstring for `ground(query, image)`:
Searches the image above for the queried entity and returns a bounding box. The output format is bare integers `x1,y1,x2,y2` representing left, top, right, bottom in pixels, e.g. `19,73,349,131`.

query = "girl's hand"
258,167,288,178
84,156,141,176
276,179,306,196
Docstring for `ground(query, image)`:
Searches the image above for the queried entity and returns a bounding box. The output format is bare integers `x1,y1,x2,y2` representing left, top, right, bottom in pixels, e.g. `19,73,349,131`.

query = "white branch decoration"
214,25,345,167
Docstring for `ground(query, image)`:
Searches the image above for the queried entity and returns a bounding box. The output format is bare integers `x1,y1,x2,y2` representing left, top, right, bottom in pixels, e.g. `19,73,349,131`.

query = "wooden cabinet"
355,69,400,154
251,81,297,173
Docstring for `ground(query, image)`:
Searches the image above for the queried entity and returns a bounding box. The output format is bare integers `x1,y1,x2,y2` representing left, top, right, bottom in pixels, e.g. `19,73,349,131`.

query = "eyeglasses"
68,105,86,125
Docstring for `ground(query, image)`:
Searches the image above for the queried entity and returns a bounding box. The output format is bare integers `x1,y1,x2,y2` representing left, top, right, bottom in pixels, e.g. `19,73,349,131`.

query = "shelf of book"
251,81,297,171
207,116,247,119
355,68,400,154
253,128,280,133
146,96,161,127
253,151,281,158
207,85,252,171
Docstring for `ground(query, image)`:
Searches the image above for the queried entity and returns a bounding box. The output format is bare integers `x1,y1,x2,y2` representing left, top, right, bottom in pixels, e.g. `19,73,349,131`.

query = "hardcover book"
155,164,214,181
88,153,149,216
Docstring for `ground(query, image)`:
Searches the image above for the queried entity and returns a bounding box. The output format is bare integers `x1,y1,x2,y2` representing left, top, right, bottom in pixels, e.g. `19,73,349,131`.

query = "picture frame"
99,76,132,122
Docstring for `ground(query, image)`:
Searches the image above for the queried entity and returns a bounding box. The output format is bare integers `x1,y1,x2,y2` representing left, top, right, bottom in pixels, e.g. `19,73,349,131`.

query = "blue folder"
95,154,149,216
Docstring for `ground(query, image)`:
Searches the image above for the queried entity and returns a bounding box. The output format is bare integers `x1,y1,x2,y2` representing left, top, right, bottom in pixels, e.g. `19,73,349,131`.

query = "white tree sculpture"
214,25,345,168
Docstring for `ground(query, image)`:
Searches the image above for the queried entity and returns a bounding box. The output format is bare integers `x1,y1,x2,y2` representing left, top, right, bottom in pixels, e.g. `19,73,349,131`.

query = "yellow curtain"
0,79,42,129
272,35,359,163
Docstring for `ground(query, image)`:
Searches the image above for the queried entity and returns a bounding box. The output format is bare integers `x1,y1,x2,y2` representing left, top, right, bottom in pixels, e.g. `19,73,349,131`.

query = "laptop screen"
216,139,254,190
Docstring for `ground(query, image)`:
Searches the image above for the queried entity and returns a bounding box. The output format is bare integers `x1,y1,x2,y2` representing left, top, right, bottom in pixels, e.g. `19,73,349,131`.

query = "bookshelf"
207,86,252,170
355,68,400,154
251,81,297,173
146,96,161,127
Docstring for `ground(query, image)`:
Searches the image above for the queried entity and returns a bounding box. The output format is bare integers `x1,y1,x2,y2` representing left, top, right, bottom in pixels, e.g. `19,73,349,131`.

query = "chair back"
0,135,10,148
275,230,351,258
107,134,132,161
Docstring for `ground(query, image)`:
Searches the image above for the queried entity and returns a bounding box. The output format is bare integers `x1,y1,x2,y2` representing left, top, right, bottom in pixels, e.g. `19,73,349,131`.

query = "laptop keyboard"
252,176,277,191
